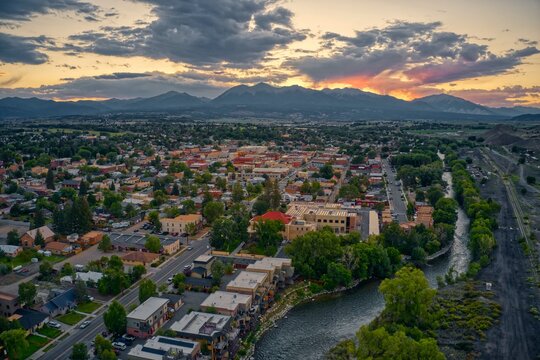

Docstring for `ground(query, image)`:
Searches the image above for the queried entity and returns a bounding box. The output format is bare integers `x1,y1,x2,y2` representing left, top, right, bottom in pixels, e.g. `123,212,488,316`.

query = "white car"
112,342,127,351
79,320,91,329
167,277,173,283
47,321,61,329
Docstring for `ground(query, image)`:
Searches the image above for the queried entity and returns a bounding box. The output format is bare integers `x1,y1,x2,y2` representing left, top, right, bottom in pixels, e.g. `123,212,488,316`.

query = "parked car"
167,277,173,283
80,320,91,329
47,321,61,329
112,342,127,351
187,246,193,251
121,334,135,345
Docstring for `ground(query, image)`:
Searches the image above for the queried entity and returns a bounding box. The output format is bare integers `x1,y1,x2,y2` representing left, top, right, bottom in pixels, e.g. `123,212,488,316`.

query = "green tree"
39,261,54,280
172,273,186,293
130,264,146,282
145,235,161,253
100,349,117,360
254,219,284,255
61,262,75,276
71,343,89,360
210,217,238,251
7,229,19,245
139,279,157,303
98,269,129,295
319,163,334,179
210,260,225,286
379,266,436,328
148,210,162,232
46,168,55,190
74,280,88,303
203,201,224,224
322,262,352,290
98,234,113,252
339,184,360,201
232,182,244,203
181,199,196,214
34,229,45,247
103,301,127,335
33,208,46,229
18,281,37,307
252,198,270,215
94,335,114,358
0,329,29,359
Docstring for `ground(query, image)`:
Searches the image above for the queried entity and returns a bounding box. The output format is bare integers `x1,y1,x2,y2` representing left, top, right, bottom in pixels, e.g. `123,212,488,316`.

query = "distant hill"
1,83,539,120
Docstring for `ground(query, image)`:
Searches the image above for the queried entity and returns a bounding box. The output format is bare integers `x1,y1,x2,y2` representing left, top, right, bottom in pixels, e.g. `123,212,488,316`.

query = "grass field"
18,334,50,359
37,325,62,338
75,301,100,314
56,311,86,325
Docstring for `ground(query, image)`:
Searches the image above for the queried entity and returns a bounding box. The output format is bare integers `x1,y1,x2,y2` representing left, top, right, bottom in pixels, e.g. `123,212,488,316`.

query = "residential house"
10,309,49,334
44,241,73,255
122,251,160,270
20,226,55,248
0,244,22,258
40,288,77,317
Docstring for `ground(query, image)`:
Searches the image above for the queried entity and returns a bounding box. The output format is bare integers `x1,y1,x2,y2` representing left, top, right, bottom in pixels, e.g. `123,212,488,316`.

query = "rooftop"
127,297,169,320
226,271,267,291
171,311,231,338
127,336,200,360
201,291,252,312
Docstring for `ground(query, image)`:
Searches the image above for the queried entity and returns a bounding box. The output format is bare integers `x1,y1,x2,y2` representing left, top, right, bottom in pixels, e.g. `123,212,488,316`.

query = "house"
122,251,160,270
78,231,104,247
0,244,22,258
160,214,203,235
75,271,103,285
184,277,213,291
191,255,215,279
20,226,55,248
0,292,19,317
61,179,81,189
126,297,169,339
44,241,73,255
170,312,238,360
127,336,201,360
10,309,49,333
40,288,77,317
200,291,252,317
226,271,268,301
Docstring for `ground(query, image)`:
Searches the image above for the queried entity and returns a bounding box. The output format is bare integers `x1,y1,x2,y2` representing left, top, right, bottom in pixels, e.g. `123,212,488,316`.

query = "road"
39,236,210,360
382,159,408,223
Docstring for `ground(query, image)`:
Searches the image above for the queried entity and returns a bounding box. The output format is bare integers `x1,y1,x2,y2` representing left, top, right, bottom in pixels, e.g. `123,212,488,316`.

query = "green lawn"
18,334,50,359
37,325,62,338
75,301,100,314
56,311,86,325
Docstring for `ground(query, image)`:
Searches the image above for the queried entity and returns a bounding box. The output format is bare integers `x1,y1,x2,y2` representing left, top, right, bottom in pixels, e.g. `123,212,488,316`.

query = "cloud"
0,0,99,22
0,71,230,99
63,0,307,67
447,86,540,107
0,33,52,64
288,21,539,92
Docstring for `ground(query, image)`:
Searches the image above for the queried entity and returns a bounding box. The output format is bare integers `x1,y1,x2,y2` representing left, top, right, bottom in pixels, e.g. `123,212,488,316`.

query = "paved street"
382,159,408,223
38,236,210,360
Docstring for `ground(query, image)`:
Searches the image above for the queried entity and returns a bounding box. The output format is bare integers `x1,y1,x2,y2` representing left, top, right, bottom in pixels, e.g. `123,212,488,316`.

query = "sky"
0,0,539,107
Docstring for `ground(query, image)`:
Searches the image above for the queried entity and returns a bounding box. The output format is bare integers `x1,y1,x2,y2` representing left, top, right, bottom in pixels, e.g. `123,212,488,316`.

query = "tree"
254,219,284,255
130,264,146,282
139,279,157,303
210,217,238,251
18,281,37,307
34,229,45,247
103,301,127,335
33,208,46,229
108,255,123,271
181,199,196,214
145,235,161,253
148,210,162,231
71,343,89,360
319,163,334,179
100,349,117,360
7,229,19,245
172,273,186,293
98,234,112,252
426,186,445,206
252,198,270,215
61,262,75,276
98,269,129,295
203,201,224,224
379,266,436,328
339,184,360,201
322,262,352,290
46,168,55,189
94,335,114,358
232,182,244,203
0,329,29,359
74,280,88,303
211,260,225,286
526,175,536,185
39,261,54,281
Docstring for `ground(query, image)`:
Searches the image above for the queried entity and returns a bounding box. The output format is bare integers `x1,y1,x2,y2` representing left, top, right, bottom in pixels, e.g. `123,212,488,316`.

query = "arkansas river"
254,170,470,360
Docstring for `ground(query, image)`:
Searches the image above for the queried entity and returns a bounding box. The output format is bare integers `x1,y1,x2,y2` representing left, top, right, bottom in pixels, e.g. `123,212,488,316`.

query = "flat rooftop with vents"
200,291,252,316
127,336,200,360
170,311,231,341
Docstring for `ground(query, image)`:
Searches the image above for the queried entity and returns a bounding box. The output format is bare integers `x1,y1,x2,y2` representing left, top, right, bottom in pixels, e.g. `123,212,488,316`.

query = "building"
127,336,201,360
109,232,180,255
368,210,380,236
246,257,294,288
44,241,73,255
226,271,269,309
191,255,215,279
127,297,170,339
20,226,55,248
171,312,238,360
416,205,434,228
0,244,22,258
160,214,203,235
10,308,49,333
40,288,76,317
78,231,104,247
286,202,358,235
122,251,160,269
200,291,252,317
284,219,317,240
0,292,19,317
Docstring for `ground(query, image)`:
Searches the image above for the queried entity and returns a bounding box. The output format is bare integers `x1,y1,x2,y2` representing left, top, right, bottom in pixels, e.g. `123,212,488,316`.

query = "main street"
39,236,210,360
382,159,408,223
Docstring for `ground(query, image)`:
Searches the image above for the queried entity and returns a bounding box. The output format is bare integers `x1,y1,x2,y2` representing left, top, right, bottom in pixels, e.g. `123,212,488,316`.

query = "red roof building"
252,211,293,225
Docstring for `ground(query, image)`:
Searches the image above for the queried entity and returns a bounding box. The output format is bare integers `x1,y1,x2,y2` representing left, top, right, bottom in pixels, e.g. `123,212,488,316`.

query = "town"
0,119,538,360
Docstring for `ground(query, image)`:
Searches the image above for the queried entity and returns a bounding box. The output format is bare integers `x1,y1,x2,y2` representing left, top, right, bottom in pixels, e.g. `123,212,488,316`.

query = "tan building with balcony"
160,214,203,234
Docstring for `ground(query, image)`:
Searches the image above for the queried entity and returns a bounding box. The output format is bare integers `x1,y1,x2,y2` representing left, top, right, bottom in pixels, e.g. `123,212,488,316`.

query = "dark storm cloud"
0,33,52,64
288,21,539,85
94,72,151,80
64,0,307,67
0,0,99,22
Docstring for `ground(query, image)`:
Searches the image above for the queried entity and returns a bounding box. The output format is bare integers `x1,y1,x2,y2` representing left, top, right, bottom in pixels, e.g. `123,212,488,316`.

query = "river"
253,170,470,360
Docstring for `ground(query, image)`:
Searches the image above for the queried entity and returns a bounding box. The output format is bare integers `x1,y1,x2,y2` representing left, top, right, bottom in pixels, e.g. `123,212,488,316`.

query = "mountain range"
1,83,539,120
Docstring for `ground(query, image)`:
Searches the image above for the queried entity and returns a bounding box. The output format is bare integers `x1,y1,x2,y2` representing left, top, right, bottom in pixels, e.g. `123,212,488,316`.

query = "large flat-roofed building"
127,297,169,339
127,336,200,360
286,202,358,235
200,291,252,317
160,214,203,235
109,232,180,255
226,271,268,298
170,312,237,360
247,257,294,287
